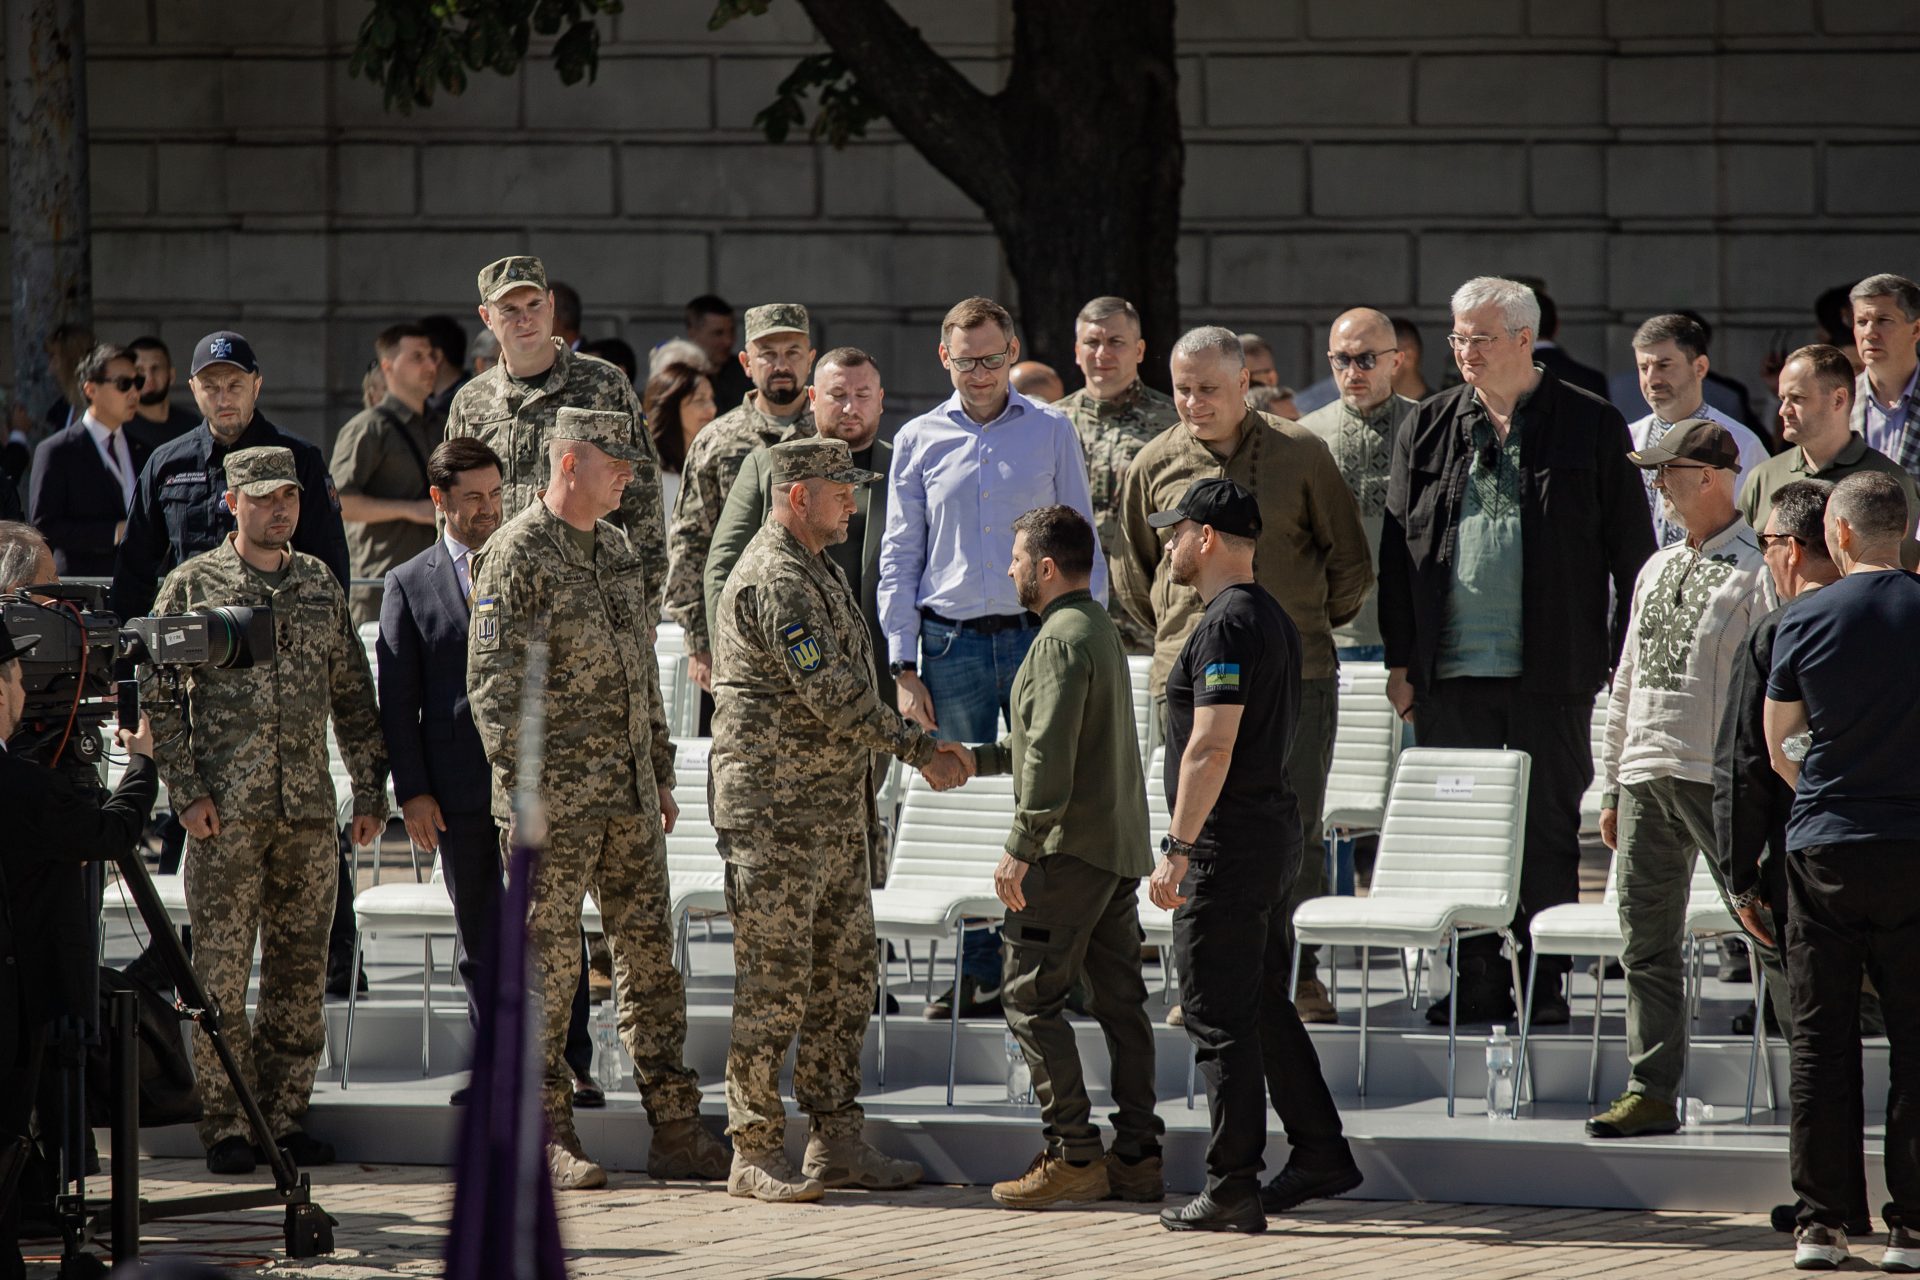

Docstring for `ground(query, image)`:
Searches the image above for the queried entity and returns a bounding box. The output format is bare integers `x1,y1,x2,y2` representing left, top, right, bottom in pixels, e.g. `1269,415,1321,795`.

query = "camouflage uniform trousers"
183,816,337,1148
719,825,874,1155
520,808,701,1141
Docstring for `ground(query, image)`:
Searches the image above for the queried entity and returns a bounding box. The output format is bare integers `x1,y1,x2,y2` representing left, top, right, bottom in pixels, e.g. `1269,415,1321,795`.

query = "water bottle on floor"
592,1002,621,1091
1005,1030,1034,1105
1485,1025,1515,1119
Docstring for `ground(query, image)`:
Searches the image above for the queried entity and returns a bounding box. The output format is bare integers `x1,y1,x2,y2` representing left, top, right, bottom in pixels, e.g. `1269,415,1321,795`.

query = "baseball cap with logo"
553,406,642,463
744,303,810,344
1147,476,1263,539
190,331,260,378
769,437,881,487
1627,419,1741,471
477,255,549,304
223,446,303,497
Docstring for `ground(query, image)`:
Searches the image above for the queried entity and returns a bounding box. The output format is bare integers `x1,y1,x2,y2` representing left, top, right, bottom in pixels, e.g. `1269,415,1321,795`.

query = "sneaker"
1165,1004,1185,1028
1772,1202,1872,1237
548,1140,608,1191
1585,1092,1681,1139
1103,1152,1165,1203
1794,1223,1848,1270
205,1135,255,1175
728,1149,824,1203
647,1117,731,1181
1160,1187,1266,1233
1886,1223,1920,1273
1259,1162,1364,1214
802,1134,923,1190
925,975,1003,1020
990,1152,1109,1209
1294,978,1337,1025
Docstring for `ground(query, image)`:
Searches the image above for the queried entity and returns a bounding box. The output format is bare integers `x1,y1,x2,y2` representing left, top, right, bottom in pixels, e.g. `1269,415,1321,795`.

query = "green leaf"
709,0,773,32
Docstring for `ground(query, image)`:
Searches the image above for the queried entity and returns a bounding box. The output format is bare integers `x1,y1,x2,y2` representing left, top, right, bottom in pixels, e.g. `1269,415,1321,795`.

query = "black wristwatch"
1160,834,1197,859
888,660,917,677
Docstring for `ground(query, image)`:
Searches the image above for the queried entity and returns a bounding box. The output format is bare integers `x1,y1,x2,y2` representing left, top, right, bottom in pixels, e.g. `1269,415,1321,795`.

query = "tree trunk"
6,0,92,429
795,0,1182,389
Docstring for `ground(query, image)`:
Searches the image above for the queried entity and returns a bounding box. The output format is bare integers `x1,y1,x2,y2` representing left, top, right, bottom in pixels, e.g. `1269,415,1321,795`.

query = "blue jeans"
918,615,1037,983
1336,644,1385,662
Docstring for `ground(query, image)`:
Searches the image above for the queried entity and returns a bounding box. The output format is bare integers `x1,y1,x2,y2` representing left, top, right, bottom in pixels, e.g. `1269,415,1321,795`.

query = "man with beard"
666,304,816,704
125,336,203,453
332,323,443,627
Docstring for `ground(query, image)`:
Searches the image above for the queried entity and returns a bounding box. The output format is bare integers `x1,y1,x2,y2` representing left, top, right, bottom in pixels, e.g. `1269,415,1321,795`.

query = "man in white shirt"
1626,314,1768,548
28,343,149,577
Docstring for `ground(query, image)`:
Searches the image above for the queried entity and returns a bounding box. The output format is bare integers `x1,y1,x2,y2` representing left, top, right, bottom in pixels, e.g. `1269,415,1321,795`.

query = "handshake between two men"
919,739,976,792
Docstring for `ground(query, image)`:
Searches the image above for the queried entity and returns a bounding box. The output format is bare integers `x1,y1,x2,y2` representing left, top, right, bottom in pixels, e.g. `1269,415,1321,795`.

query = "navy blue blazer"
28,422,150,578
378,538,492,817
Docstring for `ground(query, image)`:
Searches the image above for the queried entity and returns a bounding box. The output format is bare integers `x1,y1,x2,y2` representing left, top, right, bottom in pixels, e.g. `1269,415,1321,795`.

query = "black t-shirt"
1164,581,1302,878
1768,570,1920,849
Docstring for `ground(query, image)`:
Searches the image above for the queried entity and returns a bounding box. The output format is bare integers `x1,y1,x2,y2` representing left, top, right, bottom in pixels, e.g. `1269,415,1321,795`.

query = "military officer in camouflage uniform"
1051,297,1180,655
146,446,388,1176
466,406,728,1191
444,255,669,613
711,438,972,1203
666,303,816,696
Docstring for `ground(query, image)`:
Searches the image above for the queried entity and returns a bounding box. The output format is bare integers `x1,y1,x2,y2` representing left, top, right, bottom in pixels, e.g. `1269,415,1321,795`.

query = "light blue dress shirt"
878,388,1107,663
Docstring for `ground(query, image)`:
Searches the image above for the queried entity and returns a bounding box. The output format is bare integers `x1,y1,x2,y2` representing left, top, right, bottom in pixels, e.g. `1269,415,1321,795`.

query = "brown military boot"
1294,978,1338,1025
802,1133,923,1190
990,1152,1109,1209
1104,1151,1165,1202
646,1117,731,1180
728,1148,825,1203
548,1126,607,1191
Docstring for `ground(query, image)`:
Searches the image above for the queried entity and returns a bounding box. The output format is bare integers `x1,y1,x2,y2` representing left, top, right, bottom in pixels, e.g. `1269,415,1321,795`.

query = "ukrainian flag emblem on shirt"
782,621,822,673
1203,662,1241,690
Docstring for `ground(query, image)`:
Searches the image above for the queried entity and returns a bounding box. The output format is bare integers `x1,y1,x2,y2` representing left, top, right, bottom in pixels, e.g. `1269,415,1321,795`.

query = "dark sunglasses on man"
1327,349,1394,372
99,374,147,393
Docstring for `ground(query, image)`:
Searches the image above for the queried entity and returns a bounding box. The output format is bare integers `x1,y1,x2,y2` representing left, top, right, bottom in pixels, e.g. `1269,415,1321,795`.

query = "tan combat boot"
1104,1151,1165,1202
646,1117,731,1180
548,1127,608,1191
728,1148,826,1203
802,1133,923,1190
990,1152,1109,1209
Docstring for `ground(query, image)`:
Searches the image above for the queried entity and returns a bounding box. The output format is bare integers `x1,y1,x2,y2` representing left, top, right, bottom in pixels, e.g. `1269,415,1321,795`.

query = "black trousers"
1174,859,1351,1195
1787,841,1920,1231
1415,677,1591,985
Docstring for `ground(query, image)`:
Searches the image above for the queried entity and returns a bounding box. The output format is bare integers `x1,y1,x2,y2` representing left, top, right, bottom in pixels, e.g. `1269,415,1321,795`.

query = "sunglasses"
101,374,147,393
1757,532,1804,549
1328,349,1394,372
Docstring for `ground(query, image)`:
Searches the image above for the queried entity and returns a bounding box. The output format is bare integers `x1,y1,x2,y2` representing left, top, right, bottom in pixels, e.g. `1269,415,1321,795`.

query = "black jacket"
378,539,493,817
1379,366,1655,698
1711,597,1801,916
28,422,151,578
111,413,350,619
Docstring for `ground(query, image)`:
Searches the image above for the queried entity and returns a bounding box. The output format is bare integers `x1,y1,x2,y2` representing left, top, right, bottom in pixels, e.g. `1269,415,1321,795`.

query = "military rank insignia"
781,620,822,673
474,597,500,652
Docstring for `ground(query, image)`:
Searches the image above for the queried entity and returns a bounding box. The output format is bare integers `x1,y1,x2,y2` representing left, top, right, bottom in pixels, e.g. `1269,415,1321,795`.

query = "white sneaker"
1795,1224,1849,1270
1884,1223,1920,1273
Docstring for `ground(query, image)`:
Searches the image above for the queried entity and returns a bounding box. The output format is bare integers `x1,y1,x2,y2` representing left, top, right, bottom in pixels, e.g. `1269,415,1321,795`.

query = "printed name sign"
1434,774,1476,799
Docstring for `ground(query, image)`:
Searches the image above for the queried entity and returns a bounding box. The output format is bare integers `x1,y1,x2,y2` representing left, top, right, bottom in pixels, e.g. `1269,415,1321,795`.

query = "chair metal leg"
946,920,962,1107
1589,960,1606,1105
1399,948,1412,1001
1358,945,1370,1097
1327,940,1339,1011
1410,949,1427,1009
926,941,939,1004
422,935,432,1077
903,941,916,989
1185,1041,1197,1110
1446,930,1460,1118
1289,937,1302,1002
1679,936,1698,1117
1744,947,1763,1125
1500,928,1533,1104
876,937,888,1091
1759,967,1777,1112
674,911,691,977
1513,950,1540,1117
342,928,363,1089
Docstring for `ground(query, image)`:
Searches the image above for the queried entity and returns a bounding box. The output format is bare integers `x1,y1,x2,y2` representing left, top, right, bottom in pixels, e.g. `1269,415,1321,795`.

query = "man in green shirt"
972,505,1163,1211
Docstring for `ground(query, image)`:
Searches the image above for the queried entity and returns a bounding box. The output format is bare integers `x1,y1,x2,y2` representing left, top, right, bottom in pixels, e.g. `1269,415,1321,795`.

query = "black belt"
919,607,1039,635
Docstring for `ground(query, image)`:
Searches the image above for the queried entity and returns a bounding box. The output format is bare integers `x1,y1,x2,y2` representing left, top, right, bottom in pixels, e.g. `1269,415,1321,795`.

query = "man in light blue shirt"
1848,274,1920,484
877,295,1106,1018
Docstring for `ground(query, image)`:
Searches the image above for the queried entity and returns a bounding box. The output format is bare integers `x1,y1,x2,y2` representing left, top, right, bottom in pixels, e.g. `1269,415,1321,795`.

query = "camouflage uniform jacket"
443,338,667,616
710,519,936,848
467,500,675,825
664,395,814,654
147,537,387,822
1052,380,1179,654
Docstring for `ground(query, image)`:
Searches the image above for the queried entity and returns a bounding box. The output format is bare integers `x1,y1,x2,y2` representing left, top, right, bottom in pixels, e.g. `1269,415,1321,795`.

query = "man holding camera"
145,446,387,1177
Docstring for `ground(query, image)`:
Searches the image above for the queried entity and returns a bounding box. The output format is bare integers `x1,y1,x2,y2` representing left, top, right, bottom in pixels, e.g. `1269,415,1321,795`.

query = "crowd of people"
1,257,1918,1265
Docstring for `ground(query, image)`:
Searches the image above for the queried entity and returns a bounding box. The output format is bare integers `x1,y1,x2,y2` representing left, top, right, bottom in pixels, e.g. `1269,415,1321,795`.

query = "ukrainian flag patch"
781,621,822,673
1203,662,1241,690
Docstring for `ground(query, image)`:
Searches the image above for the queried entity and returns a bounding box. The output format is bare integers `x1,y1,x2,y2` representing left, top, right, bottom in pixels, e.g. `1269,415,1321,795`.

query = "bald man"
1010,361,1065,405
1288,308,1414,1021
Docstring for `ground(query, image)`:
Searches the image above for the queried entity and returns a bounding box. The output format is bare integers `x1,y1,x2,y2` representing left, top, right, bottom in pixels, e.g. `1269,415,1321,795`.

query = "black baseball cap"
0,616,40,665
189,331,260,378
1147,476,1263,539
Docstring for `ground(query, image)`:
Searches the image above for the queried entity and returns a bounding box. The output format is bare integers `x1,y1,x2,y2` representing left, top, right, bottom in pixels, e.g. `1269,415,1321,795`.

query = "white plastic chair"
1578,691,1610,837
1681,856,1775,1121
1128,655,1159,768
1515,850,1624,1108
341,863,457,1086
1135,748,1176,963
1322,661,1400,895
663,739,727,973
655,621,695,738
1291,747,1532,1115
870,769,1017,1102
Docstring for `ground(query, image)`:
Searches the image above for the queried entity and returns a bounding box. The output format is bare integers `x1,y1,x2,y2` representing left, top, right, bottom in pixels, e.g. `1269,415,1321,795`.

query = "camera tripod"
49,841,337,1274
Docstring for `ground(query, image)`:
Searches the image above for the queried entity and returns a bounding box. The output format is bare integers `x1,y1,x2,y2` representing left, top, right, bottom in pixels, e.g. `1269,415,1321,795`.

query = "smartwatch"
888,660,917,677
1160,834,1197,859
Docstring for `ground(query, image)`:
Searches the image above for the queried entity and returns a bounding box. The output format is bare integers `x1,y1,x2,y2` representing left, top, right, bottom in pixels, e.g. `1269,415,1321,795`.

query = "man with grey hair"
1379,276,1655,1027
0,521,54,593
1118,325,1372,1029
1848,274,1920,484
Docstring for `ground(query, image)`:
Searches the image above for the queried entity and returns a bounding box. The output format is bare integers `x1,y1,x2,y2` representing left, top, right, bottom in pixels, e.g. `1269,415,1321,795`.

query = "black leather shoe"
1424,985,1514,1027
206,1136,255,1175
1260,1162,1364,1214
1160,1188,1266,1233
1527,990,1571,1027
267,1129,336,1168
572,1075,606,1109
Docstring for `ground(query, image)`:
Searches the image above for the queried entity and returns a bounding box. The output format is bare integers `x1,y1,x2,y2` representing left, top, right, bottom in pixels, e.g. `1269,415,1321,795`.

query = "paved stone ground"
22,1159,1819,1278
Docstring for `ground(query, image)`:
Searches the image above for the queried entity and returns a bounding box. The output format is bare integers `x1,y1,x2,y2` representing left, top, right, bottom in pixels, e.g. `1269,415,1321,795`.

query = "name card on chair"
1434,774,1476,800
1335,669,1356,694
679,740,712,771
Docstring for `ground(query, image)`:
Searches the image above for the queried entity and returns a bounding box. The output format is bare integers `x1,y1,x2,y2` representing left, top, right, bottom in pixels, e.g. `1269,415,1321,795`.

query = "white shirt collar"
82,411,124,448
443,529,474,562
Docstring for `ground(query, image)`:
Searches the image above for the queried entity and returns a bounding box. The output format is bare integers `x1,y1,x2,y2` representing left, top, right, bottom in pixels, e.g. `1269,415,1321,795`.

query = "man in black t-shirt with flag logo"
1146,477,1362,1234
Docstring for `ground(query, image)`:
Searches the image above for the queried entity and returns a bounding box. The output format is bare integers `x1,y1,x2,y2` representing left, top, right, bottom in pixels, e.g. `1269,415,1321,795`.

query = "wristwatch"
888,660,917,677
1160,834,1197,859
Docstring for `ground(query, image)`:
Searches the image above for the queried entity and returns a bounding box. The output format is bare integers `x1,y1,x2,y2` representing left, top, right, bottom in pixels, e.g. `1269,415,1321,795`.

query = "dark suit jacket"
1534,343,1609,400
28,422,150,578
1711,596,1802,920
379,539,492,817
702,433,895,704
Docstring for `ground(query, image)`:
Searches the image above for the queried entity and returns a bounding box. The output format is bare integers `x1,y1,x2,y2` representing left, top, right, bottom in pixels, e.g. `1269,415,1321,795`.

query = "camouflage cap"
769,437,881,487
224,446,302,497
744,303,810,344
477,255,549,303
553,406,642,463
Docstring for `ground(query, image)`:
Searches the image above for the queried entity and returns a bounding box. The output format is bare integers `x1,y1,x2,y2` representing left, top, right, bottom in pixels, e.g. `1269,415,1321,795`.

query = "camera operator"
144,446,386,1177
0,524,53,600
0,618,159,1280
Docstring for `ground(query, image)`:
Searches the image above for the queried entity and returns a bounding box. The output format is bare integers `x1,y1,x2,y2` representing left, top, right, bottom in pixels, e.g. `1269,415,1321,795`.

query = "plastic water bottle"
591,1002,622,1091
1485,1025,1515,1119
1683,1096,1724,1126
1005,1030,1034,1105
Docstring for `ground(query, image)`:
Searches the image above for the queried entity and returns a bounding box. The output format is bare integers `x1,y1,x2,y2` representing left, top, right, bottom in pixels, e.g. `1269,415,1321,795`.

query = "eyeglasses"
1654,462,1712,477
103,374,147,393
1446,333,1505,352
1328,349,1395,372
1757,532,1804,550
948,349,1012,373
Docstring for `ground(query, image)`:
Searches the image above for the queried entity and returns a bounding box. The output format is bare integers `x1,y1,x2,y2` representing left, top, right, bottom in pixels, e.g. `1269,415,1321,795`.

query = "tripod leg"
110,989,140,1264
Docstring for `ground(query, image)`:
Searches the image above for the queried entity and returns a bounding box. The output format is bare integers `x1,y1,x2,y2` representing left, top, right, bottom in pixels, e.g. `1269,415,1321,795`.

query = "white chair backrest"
1600,846,1621,905
1324,662,1398,828
656,621,687,659
887,769,1019,890
358,620,381,684
1145,747,1171,847
1366,748,1531,917
1579,690,1610,824
666,738,720,858
1128,655,1158,765
1685,852,1731,924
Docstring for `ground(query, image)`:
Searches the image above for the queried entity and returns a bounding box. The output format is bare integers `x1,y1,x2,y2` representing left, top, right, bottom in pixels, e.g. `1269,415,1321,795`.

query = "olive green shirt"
1738,432,1920,569
972,589,1151,873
